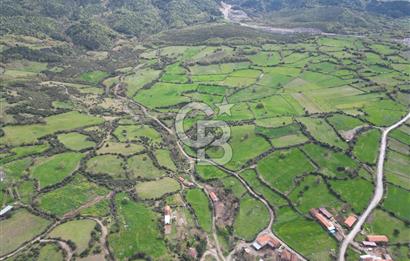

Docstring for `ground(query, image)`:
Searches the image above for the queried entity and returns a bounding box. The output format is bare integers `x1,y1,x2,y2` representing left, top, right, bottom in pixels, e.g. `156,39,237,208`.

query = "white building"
0,205,13,216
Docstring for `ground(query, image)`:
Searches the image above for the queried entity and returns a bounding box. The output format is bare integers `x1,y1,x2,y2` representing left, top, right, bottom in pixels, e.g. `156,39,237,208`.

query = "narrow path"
88,217,111,259
338,112,410,261
39,239,73,261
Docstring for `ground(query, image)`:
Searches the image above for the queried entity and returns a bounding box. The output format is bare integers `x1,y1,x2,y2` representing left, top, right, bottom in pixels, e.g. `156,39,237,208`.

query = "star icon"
216,96,234,116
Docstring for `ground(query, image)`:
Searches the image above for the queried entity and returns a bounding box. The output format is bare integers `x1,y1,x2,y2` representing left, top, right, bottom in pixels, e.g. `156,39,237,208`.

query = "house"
164,205,171,225
280,249,299,261
0,205,13,216
209,191,219,202
360,255,382,261
344,215,357,228
366,235,389,244
252,234,280,250
362,241,377,248
318,207,333,219
178,176,185,183
310,208,336,233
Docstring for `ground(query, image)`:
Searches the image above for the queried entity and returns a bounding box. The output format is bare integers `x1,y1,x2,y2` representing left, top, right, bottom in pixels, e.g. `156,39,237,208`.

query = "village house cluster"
309,207,393,261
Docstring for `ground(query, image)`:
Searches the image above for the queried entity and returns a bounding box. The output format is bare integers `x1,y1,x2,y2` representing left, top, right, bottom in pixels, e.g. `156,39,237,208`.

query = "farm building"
362,241,377,248
366,235,389,244
344,215,357,228
252,234,280,250
164,205,171,225
310,208,336,233
209,191,219,202
0,205,13,216
318,207,333,219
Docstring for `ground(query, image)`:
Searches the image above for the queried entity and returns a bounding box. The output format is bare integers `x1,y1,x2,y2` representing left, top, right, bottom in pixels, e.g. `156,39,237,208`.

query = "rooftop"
253,234,280,250
318,207,333,219
344,215,357,228
366,235,389,243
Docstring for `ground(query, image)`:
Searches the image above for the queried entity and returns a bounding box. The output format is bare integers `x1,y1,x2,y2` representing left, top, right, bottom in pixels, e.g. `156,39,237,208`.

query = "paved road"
338,112,410,261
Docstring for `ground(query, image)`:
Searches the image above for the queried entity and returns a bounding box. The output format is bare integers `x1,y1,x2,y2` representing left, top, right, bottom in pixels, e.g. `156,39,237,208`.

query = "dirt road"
338,112,410,261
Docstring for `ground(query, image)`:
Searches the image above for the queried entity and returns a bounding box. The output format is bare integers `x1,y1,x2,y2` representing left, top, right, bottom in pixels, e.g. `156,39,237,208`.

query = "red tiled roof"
256,234,280,249
314,212,334,230
366,235,389,243
209,191,219,202
344,215,357,228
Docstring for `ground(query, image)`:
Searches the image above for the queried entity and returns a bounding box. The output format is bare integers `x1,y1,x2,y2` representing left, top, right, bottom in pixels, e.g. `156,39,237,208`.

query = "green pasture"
38,175,108,216
0,111,103,146
109,193,168,259
128,154,165,179
234,194,270,241
185,189,212,233
257,148,315,193
135,177,180,199
58,132,96,151
31,152,84,188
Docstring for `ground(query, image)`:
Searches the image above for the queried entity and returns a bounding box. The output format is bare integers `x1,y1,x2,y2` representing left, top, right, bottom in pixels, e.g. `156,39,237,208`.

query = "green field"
154,149,177,171
97,141,144,155
128,154,165,180
135,177,180,199
383,185,410,221
38,243,64,261
0,209,51,256
302,143,358,177
233,194,270,241
329,177,373,213
195,164,227,180
57,132,96,151
297,117,348,150
364,209,410,243
353,129,381,164
273,207,337,260
86,155,126,179
257,148,315,193
109,193,168,259
79,70,109,84
0,111,104,146
38,176,108,216
185,189,212,233
31,152,84,188
49,219,96,253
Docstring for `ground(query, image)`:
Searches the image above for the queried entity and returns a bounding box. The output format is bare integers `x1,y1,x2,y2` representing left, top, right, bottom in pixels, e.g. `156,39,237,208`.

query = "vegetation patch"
0,209,50,256
1,112,104,146
185,189,212,233
257,148,315,193
135,177,180,199
31,152,84,188
38,176,108,216
233,194,270,241
49,219,96,253
353,129,381,164
128,154,165,180
109,193,168,259
86,155,126,179
57,133,96,151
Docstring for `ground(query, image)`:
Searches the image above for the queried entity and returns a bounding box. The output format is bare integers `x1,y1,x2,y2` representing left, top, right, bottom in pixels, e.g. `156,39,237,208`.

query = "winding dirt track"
338,112,410,261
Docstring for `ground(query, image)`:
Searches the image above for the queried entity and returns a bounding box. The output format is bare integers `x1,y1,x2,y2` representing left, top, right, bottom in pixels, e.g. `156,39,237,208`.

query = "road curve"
338,112,410,261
